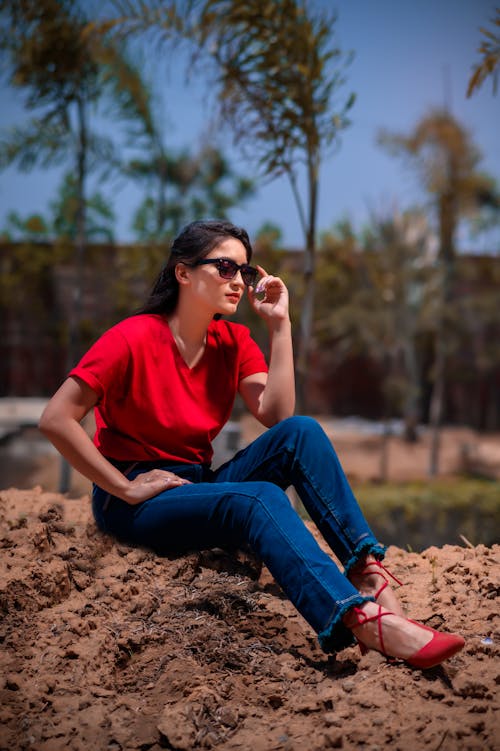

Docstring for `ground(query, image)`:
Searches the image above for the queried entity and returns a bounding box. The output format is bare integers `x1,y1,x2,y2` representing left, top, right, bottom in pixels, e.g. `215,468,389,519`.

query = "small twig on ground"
429,556,438,589
459,534,474,549
434,728,448,751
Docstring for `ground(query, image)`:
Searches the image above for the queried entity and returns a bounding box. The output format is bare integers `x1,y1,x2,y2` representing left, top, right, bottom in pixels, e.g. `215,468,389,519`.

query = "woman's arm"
39,377,188,503
239,266,295,427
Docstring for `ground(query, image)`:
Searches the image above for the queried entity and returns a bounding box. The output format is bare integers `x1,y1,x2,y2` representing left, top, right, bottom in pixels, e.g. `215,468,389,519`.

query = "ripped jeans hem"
318,593,373,654
343,541,387,578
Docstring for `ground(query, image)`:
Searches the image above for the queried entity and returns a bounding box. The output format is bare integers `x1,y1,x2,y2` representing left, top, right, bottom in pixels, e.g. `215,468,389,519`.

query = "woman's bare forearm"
39,414,130,497
259,317,295,424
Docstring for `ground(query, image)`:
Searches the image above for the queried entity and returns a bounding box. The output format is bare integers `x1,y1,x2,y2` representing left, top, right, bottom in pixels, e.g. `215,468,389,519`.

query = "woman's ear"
174,262,191,286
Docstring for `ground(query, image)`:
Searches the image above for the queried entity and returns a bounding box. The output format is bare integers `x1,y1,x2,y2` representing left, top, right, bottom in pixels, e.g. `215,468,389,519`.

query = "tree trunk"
296,253,315,412
60,95,88,494
428,188,456,477
402,336,420,443
428,334,445,476
379,420,391,482
296,159,318,413
157,152,168,237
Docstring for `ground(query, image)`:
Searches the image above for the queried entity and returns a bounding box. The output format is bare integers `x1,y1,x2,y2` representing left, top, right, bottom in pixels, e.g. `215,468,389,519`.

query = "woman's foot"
348,555,405,616
343,601,465,668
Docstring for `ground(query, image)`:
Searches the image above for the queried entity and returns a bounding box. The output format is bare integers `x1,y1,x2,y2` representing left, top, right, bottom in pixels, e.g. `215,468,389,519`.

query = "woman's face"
182,237,249,316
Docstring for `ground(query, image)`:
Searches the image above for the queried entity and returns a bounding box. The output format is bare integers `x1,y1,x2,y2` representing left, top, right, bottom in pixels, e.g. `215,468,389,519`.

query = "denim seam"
284,445,386,570
236,488,360,625
232,442,367,568
291,449,364,549
268,443,373,565
243,441,385,583
239,440,356,548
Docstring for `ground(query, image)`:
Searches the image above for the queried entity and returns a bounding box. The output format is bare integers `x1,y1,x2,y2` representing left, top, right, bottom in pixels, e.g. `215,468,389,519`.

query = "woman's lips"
226,294,240,303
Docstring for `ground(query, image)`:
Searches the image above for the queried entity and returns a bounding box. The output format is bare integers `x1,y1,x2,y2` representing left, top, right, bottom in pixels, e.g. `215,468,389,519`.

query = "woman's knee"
244,481,291,506
215,482,292,542
234,482,300,541
228,482,293,524
275,414,322,437
274,415,329,448
282,415,318,429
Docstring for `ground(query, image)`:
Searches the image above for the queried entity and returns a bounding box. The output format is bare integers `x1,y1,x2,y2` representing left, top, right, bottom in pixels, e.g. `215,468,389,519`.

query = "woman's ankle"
348,557,405,617
343,603,433,659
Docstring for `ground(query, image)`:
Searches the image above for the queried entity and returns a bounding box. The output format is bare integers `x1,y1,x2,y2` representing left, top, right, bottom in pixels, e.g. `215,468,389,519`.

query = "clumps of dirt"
0,487,498,751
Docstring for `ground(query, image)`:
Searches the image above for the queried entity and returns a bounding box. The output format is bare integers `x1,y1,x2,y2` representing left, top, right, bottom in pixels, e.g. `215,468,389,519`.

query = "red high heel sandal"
349,559,404,602
346,605,465,669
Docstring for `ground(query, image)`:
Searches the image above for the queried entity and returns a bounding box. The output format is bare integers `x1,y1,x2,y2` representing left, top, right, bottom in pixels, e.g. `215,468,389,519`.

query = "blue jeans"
92,416,385,652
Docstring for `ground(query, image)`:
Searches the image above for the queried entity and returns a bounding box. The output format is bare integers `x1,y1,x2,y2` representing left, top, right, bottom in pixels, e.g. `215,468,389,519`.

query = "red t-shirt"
69,314,268,464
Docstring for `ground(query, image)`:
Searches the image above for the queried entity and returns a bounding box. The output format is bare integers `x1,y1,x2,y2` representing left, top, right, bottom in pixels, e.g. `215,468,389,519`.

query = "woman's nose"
230,272,245,288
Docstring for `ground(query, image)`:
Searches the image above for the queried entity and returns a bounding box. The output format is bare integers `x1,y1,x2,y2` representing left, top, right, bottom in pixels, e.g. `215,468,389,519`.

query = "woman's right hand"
123,469,191,505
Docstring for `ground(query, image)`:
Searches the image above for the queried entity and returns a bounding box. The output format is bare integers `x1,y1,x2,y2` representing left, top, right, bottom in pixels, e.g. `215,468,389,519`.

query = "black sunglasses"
187,257,259,287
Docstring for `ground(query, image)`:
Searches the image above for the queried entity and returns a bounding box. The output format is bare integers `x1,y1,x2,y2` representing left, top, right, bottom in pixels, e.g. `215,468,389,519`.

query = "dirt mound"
0,487,498,751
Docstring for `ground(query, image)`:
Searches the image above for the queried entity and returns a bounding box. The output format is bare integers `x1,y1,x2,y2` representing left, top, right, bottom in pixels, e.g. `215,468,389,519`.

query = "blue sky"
0,0,498,249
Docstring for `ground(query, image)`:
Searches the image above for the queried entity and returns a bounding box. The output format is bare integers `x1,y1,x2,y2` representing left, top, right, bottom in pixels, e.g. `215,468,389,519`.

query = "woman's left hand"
248,266,290,323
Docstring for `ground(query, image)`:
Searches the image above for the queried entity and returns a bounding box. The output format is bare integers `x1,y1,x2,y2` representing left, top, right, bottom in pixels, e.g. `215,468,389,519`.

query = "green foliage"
0,118,72,172
352,477,500,512
379,109,500,469
194,0,355,407
298,476,500,548
102,1,355,221
197,0,354,184
111,242,166,318
453,255,500,382
317,213,427,346
88,0,183,47
1,211,50,241
191,0,357,347
49,173,115,242
379,110,498,261
350,478,500,549
0,240,70,310
130,144,255,242
314,212,434,440
1,172,115,242
0,0,99,106
315,219,362,340
467,7,500,97
0,0,107,166
77,44,256,242
254,222,283,252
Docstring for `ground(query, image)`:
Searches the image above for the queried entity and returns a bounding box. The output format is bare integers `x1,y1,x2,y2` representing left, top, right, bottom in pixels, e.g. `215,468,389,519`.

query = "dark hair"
136,220,253,316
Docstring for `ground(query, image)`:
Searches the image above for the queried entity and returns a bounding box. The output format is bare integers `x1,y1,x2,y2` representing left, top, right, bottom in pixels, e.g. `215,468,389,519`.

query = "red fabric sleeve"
234,324,269,382
68,326,130,400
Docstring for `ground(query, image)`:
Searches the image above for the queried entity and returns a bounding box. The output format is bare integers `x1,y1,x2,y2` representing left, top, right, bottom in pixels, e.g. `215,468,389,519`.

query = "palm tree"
97,51,254,241
316,212,433,478
380,109,499,474
467,7,500,97
0,0,123,360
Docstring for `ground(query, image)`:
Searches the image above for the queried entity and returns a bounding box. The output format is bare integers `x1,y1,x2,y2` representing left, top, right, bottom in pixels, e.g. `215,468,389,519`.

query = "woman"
40,219,464,668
